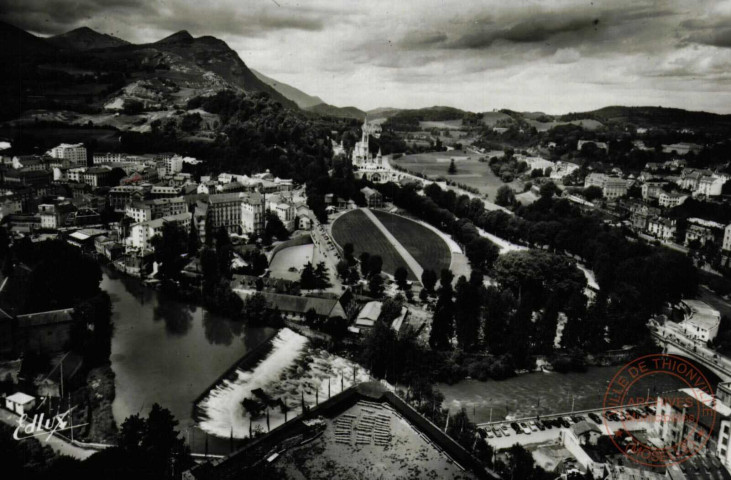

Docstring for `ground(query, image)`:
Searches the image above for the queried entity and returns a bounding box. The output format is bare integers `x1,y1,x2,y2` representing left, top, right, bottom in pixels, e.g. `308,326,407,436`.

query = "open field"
331,209,419,280
391,150,523,200
524,118,604,132
419,119,463,129
370,210,451,275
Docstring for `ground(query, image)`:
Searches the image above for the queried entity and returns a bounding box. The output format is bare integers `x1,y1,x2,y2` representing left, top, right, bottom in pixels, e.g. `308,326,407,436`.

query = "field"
371,210,451,274
391,149,522,200
331,209,451,280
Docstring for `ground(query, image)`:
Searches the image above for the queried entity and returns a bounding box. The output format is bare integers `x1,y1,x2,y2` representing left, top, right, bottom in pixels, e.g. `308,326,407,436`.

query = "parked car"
563,416,574,426
493,427,502,438
519,422,532,435
477,428,487,439
571,415,584,424
485,429,495,439
511,422,521,433
528,421,539,432
645,406,657,416
588,413,602,424
501,425,511,436
535,420,546,431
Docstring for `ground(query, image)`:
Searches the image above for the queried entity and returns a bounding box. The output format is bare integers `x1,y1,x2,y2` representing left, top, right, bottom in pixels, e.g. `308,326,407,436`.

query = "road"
0,408,97,460
653,321,731,380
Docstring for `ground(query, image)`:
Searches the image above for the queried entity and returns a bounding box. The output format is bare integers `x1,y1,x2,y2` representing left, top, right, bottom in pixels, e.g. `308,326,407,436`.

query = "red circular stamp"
602,354,716,467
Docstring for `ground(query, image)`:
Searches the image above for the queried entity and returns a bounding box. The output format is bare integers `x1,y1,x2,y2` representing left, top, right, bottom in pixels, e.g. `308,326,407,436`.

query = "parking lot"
479,405,657,450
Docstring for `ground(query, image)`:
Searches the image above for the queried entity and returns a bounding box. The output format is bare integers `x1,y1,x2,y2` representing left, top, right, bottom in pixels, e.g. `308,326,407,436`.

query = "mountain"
0,23,297,120
136,30,296,108
252,69,323,109
0,21,57,58
305,103,365,120
48,26,129,50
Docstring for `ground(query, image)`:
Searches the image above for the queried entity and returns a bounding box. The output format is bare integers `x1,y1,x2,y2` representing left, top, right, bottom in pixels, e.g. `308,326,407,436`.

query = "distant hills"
252,69,323,109
560,106,731,130
305,103,366,119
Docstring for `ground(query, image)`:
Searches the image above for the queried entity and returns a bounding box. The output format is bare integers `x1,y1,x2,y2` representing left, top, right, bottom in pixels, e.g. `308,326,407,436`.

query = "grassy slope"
331,210,418,280
370,210,451,275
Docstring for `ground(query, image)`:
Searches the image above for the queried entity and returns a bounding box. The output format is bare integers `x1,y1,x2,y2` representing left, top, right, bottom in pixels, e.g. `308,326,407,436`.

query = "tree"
151,222,187,280
187,222,201,255
466,237,500,271
539,181,559,199
242,293,271,326
368,255,383,277
394,266,409,290
421,269,437,293
300,262,316,289
314,262,331,289
369,274,384,297
336,260,350,280
263,211,289,244
304,307,319,326
495,185,516,207
359,252,371,277
381,295,405,324
343,243,355,264
583,185,603,201
448,159,457,174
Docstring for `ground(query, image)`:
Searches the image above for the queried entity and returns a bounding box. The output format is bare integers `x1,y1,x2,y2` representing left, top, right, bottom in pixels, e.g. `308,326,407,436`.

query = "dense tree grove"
374,180,697,355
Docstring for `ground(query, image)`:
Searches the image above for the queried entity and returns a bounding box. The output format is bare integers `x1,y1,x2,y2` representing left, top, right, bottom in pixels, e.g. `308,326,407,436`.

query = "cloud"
2,0,731,113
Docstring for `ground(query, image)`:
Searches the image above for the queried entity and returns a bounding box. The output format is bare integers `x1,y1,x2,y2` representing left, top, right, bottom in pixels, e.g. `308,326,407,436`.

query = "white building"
679,299,721,343
584,173,628,200
48,143,87,166
647,217,676,240
5,392,36,415
126,212,192,251
163,155,184,175
658,191,688,208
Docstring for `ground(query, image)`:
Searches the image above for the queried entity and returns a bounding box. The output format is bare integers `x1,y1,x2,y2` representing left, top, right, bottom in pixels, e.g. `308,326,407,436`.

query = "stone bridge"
652,329,731,383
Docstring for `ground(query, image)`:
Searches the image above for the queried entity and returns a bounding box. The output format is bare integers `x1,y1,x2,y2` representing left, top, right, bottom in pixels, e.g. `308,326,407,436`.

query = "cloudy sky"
4,0,731,113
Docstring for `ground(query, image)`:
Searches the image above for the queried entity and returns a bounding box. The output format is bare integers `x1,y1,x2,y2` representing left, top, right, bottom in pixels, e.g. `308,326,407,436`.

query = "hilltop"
47,26,129,50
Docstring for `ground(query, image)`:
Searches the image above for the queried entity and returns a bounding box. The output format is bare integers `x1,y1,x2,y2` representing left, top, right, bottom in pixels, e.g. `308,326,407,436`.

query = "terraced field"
370,210,451,274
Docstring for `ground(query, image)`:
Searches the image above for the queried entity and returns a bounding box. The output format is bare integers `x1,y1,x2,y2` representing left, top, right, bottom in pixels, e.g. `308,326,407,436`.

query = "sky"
4,0,731,114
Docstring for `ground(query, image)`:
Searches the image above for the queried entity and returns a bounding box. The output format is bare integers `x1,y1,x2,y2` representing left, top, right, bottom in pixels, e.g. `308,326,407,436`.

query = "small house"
5,392,36,415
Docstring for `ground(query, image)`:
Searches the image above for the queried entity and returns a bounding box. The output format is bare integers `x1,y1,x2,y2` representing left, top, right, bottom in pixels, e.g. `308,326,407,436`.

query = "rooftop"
187,382,492,480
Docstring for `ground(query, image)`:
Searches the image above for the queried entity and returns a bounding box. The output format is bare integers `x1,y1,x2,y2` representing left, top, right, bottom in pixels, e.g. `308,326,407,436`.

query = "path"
0,408,97,460
362,208,424,283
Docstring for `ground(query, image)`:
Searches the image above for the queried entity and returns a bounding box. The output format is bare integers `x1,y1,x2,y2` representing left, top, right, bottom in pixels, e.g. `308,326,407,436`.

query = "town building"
109,185,150,212
361,187,383,208
207,192,264,236
92,152,127,164
584,173,628,200
47,143,87,166
39,203,77,230
658,191,688,208
641,180,666,200
126,212,192,251
684,218,725,247
723,224,731,252
647,216,677,241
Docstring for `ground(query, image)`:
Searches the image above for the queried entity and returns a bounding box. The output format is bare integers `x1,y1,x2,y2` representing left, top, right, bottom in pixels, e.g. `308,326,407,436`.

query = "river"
103,268,274,453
